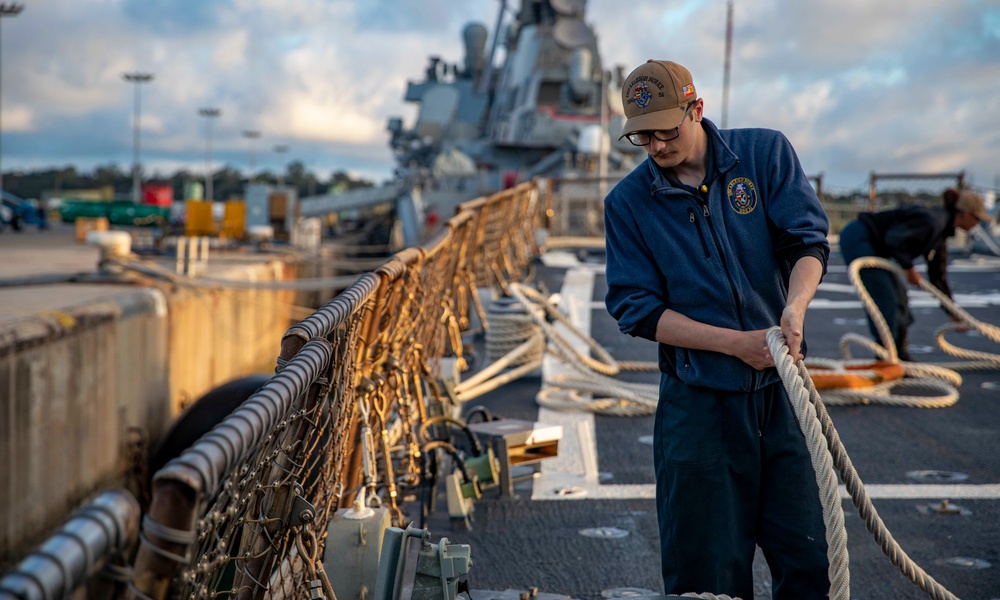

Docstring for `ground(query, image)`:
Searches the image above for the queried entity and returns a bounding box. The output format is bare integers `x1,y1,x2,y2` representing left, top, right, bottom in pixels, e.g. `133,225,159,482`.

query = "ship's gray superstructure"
387,0,643,214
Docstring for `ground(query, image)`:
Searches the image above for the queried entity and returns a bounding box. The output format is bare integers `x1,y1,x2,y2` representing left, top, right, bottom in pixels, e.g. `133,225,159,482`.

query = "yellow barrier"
74,216,109,242
221,201,245,239
185,200,215,237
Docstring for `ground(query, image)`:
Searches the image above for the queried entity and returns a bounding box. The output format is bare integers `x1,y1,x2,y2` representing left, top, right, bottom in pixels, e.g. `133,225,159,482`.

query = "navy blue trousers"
839,219,913,352
654,375,830,599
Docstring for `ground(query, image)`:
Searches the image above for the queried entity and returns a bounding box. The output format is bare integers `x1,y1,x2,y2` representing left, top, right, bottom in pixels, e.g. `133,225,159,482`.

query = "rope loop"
801,255,1000,407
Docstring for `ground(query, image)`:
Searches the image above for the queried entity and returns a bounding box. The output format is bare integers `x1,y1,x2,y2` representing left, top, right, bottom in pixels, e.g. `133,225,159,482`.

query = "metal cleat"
467,419,562,496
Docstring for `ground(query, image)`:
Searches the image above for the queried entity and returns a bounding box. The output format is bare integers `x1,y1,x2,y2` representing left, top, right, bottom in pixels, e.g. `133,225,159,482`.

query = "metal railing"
127,182,543,599
0,489,140,600
543,175,619,240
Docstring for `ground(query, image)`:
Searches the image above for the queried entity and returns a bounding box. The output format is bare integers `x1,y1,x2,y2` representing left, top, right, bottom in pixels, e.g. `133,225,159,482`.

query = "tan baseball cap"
619,60,698,140
956,190,991,222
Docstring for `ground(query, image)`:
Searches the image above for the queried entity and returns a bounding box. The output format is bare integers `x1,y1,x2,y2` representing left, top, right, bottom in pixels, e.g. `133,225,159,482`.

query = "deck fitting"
906,470,969,483
578,527,629,539
600,587,659,598
936,556,992,570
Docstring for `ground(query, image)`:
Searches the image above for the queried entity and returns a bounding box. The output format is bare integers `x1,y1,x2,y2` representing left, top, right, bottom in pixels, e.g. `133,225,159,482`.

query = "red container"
143,183,174,206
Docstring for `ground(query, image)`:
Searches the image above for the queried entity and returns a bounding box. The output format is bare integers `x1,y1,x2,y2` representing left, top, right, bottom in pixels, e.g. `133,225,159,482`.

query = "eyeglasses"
625,102,696,147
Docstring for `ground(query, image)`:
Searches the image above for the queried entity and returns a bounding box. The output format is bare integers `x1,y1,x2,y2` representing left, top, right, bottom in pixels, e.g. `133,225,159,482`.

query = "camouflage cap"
619,60,697,140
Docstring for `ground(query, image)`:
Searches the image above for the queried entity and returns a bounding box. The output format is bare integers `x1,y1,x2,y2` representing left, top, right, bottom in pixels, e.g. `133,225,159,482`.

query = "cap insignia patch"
682,83,695,97
629,81,653,108
630,82,653,109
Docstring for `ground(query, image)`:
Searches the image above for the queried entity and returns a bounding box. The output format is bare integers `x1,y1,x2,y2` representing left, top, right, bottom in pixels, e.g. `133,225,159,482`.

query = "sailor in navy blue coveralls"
604,60,831,599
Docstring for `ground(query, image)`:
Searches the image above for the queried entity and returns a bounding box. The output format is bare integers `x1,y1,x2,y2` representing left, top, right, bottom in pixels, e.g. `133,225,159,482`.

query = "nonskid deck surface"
428,250,1000,600
3,226,998,598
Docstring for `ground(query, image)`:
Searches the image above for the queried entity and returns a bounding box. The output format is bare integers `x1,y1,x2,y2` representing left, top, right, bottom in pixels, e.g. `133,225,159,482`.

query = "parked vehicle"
0,203,12,231
1,190,43,230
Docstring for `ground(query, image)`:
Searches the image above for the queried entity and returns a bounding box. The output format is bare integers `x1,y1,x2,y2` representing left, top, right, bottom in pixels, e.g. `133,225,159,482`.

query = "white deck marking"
533,267,603,499
534,482,1000,502
531,261,1000,502
809,297,1000,309
826,259,1000,274
815,282,1000,308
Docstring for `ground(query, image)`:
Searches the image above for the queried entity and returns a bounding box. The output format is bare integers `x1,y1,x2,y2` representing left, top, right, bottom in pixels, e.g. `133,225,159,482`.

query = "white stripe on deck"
531,262,1000,502
533,266,604,499
826,259,1000,274
815,281,1000,309
533,481,1000,501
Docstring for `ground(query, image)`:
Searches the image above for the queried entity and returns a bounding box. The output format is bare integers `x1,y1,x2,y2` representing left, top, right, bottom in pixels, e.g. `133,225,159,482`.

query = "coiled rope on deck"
508,282,662,416
452,283,660,414
812,256,1000,407
768,327,960,600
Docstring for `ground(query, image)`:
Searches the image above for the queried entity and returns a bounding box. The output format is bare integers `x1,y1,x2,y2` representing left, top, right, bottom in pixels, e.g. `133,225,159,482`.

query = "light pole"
0,2,25,196
198,108,220,201
273,144,289,186
123,72,154,203
242,130,260,184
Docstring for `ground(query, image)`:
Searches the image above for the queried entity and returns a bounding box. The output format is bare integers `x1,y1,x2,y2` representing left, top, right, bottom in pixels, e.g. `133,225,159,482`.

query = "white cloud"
211,31,250,70
0,0,997,192
841,66,909,91
2,106,33,131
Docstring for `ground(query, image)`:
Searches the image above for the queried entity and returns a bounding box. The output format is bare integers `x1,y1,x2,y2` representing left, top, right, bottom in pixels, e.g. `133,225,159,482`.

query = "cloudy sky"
1,0,998,194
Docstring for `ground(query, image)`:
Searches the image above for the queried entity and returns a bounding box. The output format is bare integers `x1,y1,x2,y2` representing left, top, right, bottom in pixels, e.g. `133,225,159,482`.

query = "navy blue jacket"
604,118,830,392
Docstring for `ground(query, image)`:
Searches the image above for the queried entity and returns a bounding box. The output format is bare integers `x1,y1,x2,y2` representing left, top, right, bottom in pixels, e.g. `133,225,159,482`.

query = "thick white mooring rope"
768,326,960,600
507,282,662,416
453,283,660,412
768,327,851,600
457,283,963,598
846,256,1000,362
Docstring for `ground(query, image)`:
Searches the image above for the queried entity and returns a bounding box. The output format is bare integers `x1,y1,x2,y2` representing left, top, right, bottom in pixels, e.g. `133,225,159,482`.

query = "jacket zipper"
696,198,747,330
696,196,757,387
688,208,710,259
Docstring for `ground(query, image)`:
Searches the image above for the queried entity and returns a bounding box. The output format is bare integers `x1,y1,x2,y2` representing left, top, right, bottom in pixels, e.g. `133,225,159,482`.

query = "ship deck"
2,223,999,598
430,246,1000,600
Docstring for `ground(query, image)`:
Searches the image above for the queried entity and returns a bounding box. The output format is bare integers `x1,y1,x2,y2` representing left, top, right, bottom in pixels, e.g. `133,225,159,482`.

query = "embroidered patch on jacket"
727,177,758,215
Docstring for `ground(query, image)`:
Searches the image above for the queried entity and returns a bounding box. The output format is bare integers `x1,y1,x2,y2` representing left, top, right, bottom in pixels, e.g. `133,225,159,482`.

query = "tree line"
2,161,375,202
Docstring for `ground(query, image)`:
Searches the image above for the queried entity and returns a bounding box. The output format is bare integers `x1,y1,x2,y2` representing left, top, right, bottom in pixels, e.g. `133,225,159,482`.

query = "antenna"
478,0,508,95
